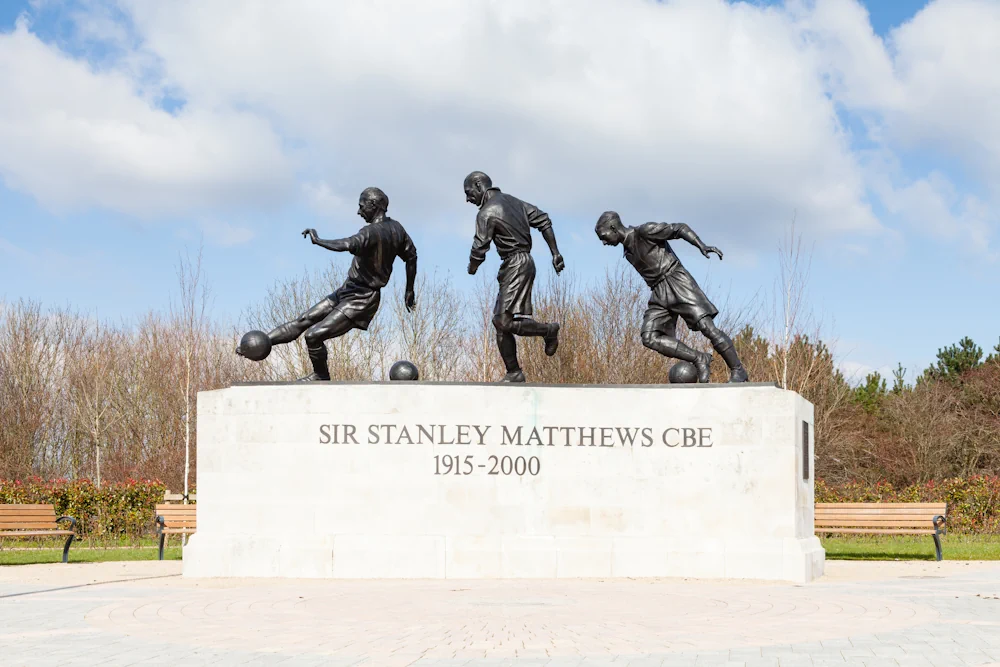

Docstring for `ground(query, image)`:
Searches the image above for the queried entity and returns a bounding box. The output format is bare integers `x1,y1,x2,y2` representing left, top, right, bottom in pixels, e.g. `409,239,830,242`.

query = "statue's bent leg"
511,317,560,356
492,312,525,382
497,253,558,358
301,309,357,381
641,329,701,363
697,316,748,382
268,298,335,345
640,309,701,363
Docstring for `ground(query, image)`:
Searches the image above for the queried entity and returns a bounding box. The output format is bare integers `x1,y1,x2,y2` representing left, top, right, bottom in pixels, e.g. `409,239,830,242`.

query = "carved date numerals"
433,455,540,476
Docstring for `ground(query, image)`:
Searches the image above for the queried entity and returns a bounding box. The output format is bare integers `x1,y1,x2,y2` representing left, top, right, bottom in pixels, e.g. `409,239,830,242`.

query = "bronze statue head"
358,187,389,223
595,211,627,246
463,171,493,207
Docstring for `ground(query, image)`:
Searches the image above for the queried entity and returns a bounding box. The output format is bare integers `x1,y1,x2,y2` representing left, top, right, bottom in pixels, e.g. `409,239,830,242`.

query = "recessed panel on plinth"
183,382,824,582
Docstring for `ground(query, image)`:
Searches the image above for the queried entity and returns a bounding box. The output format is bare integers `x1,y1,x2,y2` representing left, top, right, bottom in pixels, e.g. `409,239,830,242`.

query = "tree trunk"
184,351,191,505
95,413,102,488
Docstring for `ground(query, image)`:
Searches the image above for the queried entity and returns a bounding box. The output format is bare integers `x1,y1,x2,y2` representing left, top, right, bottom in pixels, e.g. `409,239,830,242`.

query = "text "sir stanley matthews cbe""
318,424,715,448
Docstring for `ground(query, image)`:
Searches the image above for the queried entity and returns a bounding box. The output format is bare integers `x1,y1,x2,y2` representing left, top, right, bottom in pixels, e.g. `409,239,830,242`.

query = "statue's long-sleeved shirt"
622,222,691,288
342,218,417,290
469,190,552,266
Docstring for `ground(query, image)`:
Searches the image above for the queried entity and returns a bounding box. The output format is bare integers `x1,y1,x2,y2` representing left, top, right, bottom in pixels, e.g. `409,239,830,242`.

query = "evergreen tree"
853,371,888,414
921,336,983,382
986,337,1000,364
891,363,908,394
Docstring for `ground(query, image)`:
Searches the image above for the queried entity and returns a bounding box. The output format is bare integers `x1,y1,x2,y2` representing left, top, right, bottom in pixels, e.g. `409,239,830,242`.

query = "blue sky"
1,0,998,383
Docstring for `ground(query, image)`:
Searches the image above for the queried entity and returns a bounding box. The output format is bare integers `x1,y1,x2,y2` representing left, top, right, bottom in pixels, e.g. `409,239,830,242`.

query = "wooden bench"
815,502,948,561
0,504,78,563
154,503,196,560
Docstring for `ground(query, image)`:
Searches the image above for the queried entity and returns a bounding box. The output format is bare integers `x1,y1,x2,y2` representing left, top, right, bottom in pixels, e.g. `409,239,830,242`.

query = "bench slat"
0,530,74,537
816,514,942,520
817,523,937,529
0,503,55,512
824,516,943,520
0,522,62,530
817,515,939,520
816,507,944,516
155,504,196,532
816,503,946,509
155,502,197,531
0,506,57,512
817,518,938,524
816,508,941,518
816,528,938,535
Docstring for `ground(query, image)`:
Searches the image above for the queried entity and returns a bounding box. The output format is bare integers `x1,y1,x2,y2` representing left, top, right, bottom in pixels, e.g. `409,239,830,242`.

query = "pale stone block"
546,505,593,535
331,535,445,578
185,382,824,582
610,537,728,578
724,540,785,580
446,535,503,578
501,536,558,578
555,537,613,578
664,550,729,579
782,536,826,583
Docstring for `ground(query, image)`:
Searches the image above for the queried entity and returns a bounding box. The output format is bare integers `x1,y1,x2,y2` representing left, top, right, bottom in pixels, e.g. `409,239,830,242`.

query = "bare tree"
65,320,125,487
2,237,998,493
0,301,61,478
771,215,814,389
173,247,210,504
461,271,505,382
392,271,467,381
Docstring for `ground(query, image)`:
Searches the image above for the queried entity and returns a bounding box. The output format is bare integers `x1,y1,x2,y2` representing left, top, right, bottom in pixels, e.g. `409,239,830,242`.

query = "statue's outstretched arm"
674,224,723,260
302,228,354,253
646,223,724,261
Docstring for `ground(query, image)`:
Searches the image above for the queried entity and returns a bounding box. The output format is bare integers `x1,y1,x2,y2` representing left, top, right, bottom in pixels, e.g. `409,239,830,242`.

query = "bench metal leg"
158,533,166,561
933,532,943,561
62,534,75,563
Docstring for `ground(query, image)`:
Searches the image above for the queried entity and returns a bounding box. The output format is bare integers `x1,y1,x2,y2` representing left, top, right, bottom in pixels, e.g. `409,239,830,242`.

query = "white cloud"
792,0,903,109
886,0,1000,180
197,220,257,248
302,181,349,219
0,18,295,219
861,149,996,255
880,172,993,247
112,0,886,249
796,0,1000,250
0,0,997,258
838,359,893,386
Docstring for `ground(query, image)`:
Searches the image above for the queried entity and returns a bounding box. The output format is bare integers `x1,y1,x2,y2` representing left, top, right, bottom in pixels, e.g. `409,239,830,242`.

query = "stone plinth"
183,382,824,582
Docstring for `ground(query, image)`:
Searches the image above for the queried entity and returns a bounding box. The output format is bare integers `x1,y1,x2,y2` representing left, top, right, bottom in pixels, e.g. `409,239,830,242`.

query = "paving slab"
1,560,999,666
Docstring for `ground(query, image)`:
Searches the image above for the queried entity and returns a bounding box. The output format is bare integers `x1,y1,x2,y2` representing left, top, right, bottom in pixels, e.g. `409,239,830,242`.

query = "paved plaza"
1,560,999,666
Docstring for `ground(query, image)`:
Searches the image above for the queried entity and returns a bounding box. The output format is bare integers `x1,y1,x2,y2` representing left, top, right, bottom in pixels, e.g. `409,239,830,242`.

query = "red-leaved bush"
0,477,171,538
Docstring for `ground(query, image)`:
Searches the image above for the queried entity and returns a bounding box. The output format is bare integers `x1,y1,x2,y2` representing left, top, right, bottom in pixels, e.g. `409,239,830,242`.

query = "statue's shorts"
494,251,536,318
326,282,381,331
641,265,719,335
